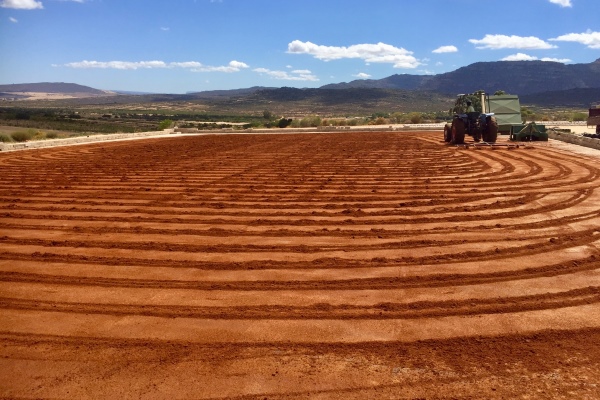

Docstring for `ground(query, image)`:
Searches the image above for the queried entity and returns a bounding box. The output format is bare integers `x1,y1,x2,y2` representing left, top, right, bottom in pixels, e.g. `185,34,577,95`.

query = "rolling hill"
0,82,110,94
3,58,600,110
0,82,115,100
323,59,600,96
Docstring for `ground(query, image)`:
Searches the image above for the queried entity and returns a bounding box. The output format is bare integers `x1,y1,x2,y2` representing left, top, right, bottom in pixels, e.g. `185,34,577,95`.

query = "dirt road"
1,131,599,398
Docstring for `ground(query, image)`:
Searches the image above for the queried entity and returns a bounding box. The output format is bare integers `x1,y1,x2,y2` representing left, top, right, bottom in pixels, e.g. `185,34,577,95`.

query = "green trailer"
485,95,522,135
486,94,548,141
508,122,548,141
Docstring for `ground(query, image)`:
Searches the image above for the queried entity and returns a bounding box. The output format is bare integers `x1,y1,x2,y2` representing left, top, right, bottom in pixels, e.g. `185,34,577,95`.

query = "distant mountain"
321,74,431,90
187,86,276,99
322,59,600,96
0,82,110,94
422,59,600,95
521,88,600,108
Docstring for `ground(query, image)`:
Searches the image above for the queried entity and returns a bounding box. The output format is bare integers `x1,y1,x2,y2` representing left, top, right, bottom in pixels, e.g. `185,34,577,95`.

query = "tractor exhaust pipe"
481,93,487,114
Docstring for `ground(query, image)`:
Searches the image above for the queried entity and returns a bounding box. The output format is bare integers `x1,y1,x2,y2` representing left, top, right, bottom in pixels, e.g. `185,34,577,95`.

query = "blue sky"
1,0,599,93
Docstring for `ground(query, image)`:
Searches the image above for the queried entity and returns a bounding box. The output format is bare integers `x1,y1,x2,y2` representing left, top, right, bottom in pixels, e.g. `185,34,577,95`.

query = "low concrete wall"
0,129,175,152
548,130,600,151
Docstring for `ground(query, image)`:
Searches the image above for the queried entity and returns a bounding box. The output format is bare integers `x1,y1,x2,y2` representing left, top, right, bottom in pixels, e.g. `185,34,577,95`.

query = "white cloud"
501,53,571,63
191,60,249,73
549,0,572,7
287,40,420,69
432,45,458,54
501,53,538,61
550,30,600,49
62,60,249,72
541,57,572,62
229,60,249,69
469,34,557,50
353,72,371,79
170,61,203,69
160,27,170,31
0,0,43,9
253,67,319,81
64,60,168,70
9,16,18,22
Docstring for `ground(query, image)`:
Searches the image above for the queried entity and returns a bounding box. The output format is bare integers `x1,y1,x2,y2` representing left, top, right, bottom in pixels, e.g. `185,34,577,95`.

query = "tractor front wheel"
443,124,452,142
451,119,465,144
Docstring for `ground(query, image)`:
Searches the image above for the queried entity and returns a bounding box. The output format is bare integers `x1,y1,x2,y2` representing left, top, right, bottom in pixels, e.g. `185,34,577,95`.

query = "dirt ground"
1,131,600,399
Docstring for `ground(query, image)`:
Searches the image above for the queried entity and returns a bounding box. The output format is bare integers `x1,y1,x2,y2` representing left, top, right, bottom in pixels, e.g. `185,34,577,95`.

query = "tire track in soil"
1,286,599,319
2,131,600,398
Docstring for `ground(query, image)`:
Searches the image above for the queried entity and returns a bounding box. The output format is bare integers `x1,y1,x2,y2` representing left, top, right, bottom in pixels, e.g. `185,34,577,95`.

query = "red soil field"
1,131,600,399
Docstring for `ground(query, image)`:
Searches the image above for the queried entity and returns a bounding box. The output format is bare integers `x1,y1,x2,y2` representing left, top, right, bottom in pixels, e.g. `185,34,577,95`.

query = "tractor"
444,92,498,144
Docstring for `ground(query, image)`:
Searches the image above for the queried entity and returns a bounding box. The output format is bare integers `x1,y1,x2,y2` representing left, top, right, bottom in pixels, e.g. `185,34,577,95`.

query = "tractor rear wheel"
443,124,452,142
483,116,498,143
451,119,465,144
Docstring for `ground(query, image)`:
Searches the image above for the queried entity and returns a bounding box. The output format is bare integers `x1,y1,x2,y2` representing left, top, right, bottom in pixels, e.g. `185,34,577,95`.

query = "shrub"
521,107,535,121
11,131,33,142
372,117,388,125
0,133,12,143
46,132,58,139
158,119,174,130
278,118,292,128
299,116,321,127
32,130,46,140
409,113,423,124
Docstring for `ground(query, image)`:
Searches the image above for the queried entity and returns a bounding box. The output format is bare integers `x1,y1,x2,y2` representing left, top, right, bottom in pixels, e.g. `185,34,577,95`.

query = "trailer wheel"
451,119,465,144
443,124,452,142
483,116,498,143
